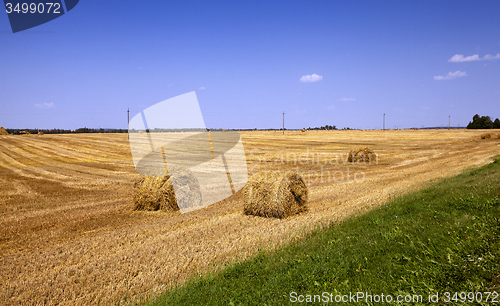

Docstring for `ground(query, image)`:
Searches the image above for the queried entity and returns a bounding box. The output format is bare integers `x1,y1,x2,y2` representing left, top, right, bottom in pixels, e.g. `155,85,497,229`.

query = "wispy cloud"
448,54,480,62
483,53,500,60
448,53,500,62
198,86,206,90
337,97,355,102
300,74,323,83
434,70,467,80
35,102,54,108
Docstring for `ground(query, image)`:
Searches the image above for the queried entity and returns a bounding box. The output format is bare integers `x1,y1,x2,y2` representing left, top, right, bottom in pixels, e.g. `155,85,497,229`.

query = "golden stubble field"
0,129,499,305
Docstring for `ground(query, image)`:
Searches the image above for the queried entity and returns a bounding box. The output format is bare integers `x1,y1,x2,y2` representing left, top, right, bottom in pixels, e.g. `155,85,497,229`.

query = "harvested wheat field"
0,130,499,305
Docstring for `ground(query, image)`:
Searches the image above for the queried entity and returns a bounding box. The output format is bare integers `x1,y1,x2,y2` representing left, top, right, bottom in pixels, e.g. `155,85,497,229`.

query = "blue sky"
1,0,499,130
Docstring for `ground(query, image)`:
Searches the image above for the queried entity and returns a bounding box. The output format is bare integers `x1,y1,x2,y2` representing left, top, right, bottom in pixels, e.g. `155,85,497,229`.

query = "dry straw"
38,132,44,135
133,169,202,212
244,171,308,218
347,147,376,163
133,176,178,212
480,133,491,140
0,127,8,135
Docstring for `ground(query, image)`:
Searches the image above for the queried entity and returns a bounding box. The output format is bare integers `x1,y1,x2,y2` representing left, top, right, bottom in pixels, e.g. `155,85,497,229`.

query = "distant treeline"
5,127,287,134
8,124,482,134
6,128,128,134
4,127,363,134
306,125,339,130
467,114,500,129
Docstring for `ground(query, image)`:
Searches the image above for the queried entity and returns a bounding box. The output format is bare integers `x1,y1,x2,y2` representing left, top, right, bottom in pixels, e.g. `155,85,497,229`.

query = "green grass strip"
150,156,500,305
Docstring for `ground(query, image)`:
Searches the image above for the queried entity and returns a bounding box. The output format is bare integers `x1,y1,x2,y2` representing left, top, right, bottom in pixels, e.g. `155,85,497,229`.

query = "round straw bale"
244,171,308,218
480,133,491,140
133,175,178,212
38,131,44,135
0,127,8,135
347,147,376,163
133,169,202,212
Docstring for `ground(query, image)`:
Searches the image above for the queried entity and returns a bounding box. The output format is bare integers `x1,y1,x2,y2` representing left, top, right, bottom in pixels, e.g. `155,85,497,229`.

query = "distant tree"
323,125,337,130
467,114,480,129
75,127,92,133
494,118,500,129
467,114,494,129
484,116,494,129
312,124,337,130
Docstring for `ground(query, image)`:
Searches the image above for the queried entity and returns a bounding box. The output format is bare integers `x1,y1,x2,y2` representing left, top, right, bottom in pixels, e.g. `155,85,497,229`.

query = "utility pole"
448,116,450,130
383,113,385,131
127,108,130,140
282,112,285,135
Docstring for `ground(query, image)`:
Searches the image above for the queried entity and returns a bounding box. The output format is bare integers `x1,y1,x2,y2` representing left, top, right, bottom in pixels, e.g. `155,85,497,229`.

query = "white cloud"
35,102,54,108
434,70,467,80
448,54,480,62
300,74,323,83
198,86,206,90
483,53,500,60
337,97,355,102
448,53,500,62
